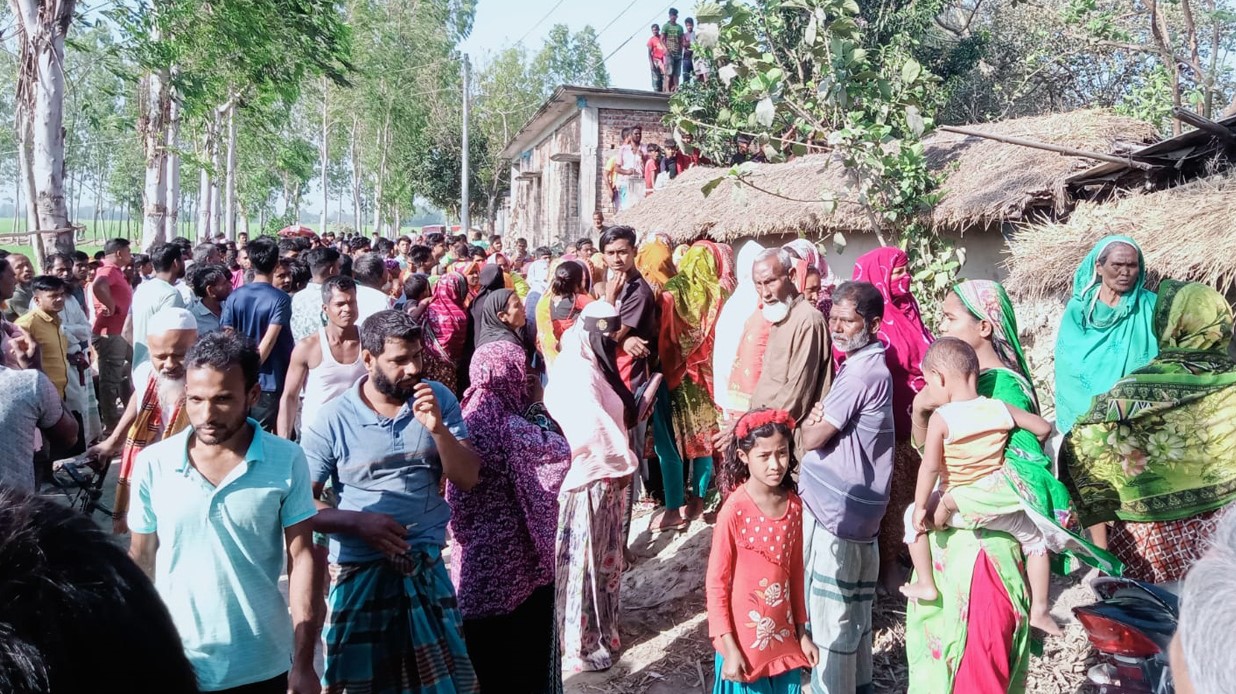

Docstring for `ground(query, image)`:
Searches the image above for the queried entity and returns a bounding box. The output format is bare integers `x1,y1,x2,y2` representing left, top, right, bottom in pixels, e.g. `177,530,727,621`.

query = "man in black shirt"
601,226,658,393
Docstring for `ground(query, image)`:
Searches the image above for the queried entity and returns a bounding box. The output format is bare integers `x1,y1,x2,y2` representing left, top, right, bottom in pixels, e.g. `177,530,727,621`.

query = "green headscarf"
954,279,1033,381
1053,235,1158,433
1064,280,1236,525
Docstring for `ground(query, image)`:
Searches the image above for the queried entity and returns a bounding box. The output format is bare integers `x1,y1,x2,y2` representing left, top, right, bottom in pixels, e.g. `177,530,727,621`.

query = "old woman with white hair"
1172,508,1236,693
87,307,198,534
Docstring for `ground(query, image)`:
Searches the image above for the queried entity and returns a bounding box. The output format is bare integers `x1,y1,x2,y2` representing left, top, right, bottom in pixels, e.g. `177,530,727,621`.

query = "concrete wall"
507,114,581,247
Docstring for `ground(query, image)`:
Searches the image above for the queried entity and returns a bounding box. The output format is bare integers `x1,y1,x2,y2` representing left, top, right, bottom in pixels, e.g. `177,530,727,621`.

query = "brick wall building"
500,86,670,248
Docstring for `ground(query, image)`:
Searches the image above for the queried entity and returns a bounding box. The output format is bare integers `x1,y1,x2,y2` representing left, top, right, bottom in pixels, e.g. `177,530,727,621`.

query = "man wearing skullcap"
87,307,198,534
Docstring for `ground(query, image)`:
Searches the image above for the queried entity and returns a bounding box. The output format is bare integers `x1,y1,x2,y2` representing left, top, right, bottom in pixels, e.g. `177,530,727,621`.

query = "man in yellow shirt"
16,275,70,399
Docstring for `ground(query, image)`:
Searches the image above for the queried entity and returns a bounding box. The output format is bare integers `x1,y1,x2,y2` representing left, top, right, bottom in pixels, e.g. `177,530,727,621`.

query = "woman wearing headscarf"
635,237,677,292
448,340,571,692
1063,280,1236,583
535,259,594,368
712,241,767,416
651,241,732,530
906,281,1119,691
1054,235,1159,435
850,246,935,593
420,271,470,394
546,301,638,673
473,288,527,351
783,238,836,317
458,264,512,391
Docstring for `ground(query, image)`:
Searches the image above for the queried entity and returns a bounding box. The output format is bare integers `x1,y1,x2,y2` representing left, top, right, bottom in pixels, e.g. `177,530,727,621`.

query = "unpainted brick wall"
595,108,672,218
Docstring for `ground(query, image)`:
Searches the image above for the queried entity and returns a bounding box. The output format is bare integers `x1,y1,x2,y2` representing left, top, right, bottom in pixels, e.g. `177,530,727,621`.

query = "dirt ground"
566,502,1103,694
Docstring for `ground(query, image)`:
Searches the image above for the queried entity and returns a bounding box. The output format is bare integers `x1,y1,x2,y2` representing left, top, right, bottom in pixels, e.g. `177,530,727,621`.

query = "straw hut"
612,109,1158,280
1005,172,1236,301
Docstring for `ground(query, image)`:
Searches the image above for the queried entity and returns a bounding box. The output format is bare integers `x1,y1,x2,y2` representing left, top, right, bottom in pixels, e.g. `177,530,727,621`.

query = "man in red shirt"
91,238,134,434
647,24,666,92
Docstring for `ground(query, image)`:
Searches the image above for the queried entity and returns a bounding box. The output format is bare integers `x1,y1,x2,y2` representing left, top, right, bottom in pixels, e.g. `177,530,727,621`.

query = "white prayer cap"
146,307,198,338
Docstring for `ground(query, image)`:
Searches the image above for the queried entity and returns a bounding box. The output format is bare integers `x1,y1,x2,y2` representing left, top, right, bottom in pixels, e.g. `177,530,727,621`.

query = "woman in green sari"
906,280,1120,692
1063,280,1236,583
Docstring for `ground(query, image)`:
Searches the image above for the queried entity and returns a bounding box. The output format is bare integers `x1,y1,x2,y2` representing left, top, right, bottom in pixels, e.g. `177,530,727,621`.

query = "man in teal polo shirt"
128,331,321,694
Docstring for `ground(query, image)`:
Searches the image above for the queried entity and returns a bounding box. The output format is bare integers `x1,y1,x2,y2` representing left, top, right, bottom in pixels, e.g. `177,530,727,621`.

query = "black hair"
71,251,89,263
245,236,280,275
619,127,631,143
352,252,387,287
185,329,260,391
469,245,488,260
42,252,73,273
374,238,395,256
302,247,341,280
0,249,11,261
397,235,412,245
30,275,67,294
148,243,182,273
277,237,301,256
409,245,432,266
132,253,151,268
403,273,430,302
923,336,980,378
664,139,678,149
832,280,884,325
551,259,586,297
685,16,694,24
321,274,357,303
534,246,552,258
288,258,310,292
93,251,105,260
350,236,372,251
720,409,798,494
188,263,230,299
360,309,422,356
669,7,678,15
339,254,353,278
0,488,199,694
426,233,445,247
169,237,192,259
103,238,130,256
489,234,502,243
600,225,637,252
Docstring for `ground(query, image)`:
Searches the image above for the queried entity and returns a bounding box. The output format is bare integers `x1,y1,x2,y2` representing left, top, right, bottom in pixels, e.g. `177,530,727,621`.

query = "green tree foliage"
531,24,610,93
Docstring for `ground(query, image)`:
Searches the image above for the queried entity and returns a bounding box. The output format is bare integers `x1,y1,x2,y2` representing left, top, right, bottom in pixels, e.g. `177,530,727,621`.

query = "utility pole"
460,55,470,236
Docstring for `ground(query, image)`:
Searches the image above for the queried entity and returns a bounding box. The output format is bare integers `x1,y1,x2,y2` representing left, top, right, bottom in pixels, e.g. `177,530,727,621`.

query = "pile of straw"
1005,172,1236,300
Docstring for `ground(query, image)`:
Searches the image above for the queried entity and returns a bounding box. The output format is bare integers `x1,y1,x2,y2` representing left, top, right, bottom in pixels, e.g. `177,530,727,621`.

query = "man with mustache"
798,281,895,694
743,247,831,450
127,330,320,694
301,310,481,694
88,307,197,534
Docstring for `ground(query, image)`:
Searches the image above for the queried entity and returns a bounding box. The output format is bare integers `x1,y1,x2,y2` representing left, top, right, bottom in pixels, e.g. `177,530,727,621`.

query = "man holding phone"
301,309,483,694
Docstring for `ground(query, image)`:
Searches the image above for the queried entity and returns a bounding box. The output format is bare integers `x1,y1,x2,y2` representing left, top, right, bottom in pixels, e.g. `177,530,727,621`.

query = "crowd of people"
646,8,705,93
0,225,1231,694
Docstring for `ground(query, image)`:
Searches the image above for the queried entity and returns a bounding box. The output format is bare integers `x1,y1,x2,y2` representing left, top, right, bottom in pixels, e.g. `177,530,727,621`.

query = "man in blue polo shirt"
798,281,895,694
222,235,294,433
128,331,320,694
301,310,481,694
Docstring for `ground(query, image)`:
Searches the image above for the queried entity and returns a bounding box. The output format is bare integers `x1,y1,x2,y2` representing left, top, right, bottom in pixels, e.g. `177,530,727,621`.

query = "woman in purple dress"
447,339,571,692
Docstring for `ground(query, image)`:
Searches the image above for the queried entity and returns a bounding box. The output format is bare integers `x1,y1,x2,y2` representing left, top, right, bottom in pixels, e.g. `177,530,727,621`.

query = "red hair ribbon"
735,409,797,440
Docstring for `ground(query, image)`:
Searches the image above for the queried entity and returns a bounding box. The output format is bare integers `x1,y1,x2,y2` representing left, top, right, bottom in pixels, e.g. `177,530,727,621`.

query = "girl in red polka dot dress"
706,408,819,693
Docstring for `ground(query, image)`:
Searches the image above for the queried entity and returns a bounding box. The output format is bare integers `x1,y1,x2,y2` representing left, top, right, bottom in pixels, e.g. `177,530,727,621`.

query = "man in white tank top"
277,275,367,440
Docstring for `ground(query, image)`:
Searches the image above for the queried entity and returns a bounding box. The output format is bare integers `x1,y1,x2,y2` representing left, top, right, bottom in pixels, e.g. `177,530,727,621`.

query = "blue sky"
461,0,680,91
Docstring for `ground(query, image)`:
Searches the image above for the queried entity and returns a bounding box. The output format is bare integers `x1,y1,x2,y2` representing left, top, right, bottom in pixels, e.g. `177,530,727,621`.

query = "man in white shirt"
291,247,340,342
130,243,186,376
350,252,393,327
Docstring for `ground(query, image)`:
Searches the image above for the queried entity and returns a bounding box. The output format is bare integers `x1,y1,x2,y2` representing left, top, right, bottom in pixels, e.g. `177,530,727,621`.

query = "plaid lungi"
324,547,479,694
803,505,879,694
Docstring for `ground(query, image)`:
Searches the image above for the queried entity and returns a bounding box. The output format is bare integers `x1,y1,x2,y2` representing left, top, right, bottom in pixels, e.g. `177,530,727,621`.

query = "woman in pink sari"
851,246,934,594
421,272,469,394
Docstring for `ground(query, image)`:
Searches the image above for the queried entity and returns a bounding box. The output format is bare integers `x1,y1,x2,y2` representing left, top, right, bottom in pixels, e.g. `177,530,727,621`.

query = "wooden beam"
939,125,1156,170
1171,107,1236,145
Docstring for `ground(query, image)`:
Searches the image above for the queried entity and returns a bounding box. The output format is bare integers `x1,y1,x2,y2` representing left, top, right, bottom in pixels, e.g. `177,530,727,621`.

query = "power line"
515,0,568,46
591,3,672,75
594,0,643,39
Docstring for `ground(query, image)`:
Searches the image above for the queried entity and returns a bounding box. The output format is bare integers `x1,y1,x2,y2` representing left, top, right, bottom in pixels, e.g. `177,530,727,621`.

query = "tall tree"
10,0,78,258
531,24,610,92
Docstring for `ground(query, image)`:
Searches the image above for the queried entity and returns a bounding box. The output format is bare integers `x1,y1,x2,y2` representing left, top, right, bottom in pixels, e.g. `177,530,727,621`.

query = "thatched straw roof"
1005,172,1236,299
612,109,1158,242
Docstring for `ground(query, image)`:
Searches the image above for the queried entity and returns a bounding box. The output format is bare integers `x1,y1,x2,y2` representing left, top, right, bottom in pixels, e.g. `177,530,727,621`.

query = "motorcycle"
1073,576,1179,694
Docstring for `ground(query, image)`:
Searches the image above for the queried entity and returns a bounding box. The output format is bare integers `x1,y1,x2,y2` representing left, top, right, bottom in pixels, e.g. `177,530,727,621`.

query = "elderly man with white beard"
731,247,831,451
88,307,197,534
